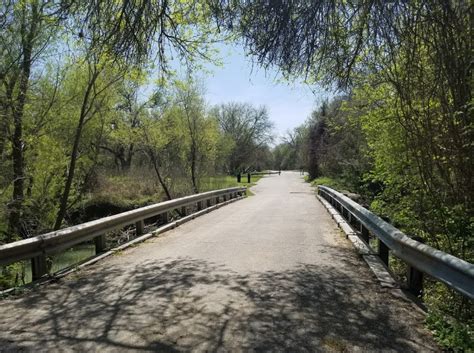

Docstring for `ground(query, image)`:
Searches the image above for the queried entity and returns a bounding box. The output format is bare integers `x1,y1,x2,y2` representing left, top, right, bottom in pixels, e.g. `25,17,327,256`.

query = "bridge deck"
0,172,437,352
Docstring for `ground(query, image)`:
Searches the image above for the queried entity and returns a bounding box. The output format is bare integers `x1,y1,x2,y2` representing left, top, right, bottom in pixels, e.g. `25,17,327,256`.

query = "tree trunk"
118,144,134,171
149,150,172,200
124,143,134,171
7,2,39,241
0,101,9,159
190,143,198,193
54,69,98,230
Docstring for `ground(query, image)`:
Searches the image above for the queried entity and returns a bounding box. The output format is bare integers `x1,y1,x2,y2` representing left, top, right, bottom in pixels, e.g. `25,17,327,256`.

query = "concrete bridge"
0,172,443,351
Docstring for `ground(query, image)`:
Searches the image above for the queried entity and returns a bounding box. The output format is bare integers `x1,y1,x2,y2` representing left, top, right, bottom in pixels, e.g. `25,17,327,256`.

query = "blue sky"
199,43,333,141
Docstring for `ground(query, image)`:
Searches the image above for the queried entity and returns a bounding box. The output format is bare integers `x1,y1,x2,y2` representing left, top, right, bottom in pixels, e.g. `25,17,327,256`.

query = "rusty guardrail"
318,185,474,299
0,187,246,280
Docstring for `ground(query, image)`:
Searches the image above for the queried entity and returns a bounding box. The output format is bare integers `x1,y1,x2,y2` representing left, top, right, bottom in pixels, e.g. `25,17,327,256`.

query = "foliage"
0,0,230,240
310,177,349,193
212,102,274,174
199,174,262,196
278,97,371,193
273,125,308,170
425,310,473,351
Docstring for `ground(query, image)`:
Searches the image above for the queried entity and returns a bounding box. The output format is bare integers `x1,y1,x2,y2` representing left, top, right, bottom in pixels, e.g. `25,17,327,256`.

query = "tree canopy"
0,1,472,349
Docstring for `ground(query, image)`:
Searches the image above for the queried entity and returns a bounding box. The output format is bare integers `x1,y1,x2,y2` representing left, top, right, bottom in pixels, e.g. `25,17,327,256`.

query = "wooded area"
0,0,472,349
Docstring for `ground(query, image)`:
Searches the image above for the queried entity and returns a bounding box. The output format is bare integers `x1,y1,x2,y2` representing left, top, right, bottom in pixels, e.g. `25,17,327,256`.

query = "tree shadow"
0,255,436,352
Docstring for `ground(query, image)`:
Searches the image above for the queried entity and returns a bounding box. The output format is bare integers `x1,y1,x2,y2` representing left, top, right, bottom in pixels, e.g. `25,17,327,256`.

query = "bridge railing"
318,185,474,299
0,187,246,281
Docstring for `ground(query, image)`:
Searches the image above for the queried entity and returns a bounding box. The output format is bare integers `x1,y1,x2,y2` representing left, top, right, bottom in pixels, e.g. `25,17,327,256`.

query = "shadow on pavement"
0,251,434,352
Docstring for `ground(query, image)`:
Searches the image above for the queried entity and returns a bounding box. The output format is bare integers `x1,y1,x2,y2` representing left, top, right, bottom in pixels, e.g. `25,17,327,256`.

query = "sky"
197,43,333,142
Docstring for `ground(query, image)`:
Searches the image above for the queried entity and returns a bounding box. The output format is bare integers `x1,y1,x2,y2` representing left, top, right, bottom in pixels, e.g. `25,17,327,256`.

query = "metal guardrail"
0,187,246,280
318,185,474,299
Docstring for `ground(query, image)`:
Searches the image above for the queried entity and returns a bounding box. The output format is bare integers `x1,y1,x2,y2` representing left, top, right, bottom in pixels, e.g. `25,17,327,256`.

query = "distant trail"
0,172,438,352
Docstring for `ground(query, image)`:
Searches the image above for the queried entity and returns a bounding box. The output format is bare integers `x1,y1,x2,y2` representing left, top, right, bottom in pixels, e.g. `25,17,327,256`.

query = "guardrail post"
360,225,370,243
31,255,48,281
161,212,169,224
407,236,424,297
223,194,228,202
206,199,212,208
407,264,424,297
247,173,251,183
197,201,203,211
378,239,389,266
237,174,241,183
215,196,220,204
136,220,145,235
181,206,187,217
95,235,106,253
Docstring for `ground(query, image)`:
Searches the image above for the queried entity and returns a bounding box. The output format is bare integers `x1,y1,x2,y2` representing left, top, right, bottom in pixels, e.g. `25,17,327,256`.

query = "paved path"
0,172,437,352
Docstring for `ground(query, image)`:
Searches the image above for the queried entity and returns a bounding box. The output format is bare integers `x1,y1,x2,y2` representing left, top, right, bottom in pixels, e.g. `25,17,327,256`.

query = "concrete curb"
318,192,429,315
317,194,399,289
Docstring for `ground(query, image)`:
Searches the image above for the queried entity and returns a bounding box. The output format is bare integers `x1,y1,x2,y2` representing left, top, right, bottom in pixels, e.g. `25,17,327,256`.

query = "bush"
426,310,473,351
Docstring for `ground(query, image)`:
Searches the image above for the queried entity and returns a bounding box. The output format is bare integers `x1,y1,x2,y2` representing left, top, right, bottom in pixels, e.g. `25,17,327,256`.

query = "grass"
310,176,353,192
199,175,263,196
85,172,163,209
425,310,473,351
85,172,263,210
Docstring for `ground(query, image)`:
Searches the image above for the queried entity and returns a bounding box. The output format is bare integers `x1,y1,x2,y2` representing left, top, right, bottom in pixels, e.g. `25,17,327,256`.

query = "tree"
53,54,124,230
0,0,227,238
0,0,61,241
275,125,309,171
307,116,326,180
140,113,174,201
100,80,147,172
212,102,273,174
67,0,224,68
137,77,220,199
174,79,208,193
